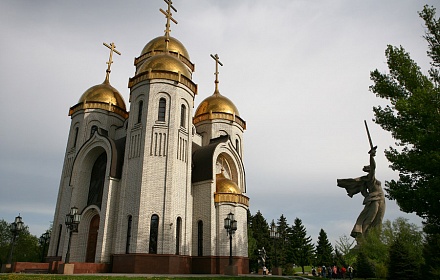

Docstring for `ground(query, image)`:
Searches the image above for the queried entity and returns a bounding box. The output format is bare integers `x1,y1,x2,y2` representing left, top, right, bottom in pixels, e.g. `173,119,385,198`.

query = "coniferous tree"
289,218,314,274
276,214,289,269
356,251,375,279
315,228,333,267
250,210,270,271
247,210,258,272
388,233,421,280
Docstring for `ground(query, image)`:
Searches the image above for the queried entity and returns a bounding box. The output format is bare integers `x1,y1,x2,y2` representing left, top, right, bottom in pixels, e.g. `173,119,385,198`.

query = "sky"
1,0,439,247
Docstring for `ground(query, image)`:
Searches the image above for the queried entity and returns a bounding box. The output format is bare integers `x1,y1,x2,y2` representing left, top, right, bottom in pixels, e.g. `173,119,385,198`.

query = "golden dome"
194,92,240,118
78,80,127,111
137,54,192,78
141,36,190,59
216,172,241,194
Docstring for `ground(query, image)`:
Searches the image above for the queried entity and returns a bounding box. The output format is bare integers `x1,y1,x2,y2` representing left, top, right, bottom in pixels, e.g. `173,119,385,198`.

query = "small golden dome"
194,92,240,118
78,80,126,111
137,54,192,79
141,36,190,59
216,172,241,194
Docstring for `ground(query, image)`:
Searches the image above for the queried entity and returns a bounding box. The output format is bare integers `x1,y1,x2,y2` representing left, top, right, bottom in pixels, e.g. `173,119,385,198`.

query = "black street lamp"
64,206,81,263
224,212,237,266
7,215,24,265
39,230,51,262
270,221,280,268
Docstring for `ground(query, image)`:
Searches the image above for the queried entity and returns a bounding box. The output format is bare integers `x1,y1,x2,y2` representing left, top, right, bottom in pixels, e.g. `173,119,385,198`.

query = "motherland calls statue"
337,121,386,241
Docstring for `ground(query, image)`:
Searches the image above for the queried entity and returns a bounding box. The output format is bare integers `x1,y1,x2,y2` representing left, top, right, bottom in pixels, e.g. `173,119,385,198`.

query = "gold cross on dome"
160,0,178,43
210,54,223,94
103,42,121,81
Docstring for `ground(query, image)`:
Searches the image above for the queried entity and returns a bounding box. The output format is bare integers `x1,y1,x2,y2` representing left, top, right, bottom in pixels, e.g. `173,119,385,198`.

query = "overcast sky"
1,1,439,246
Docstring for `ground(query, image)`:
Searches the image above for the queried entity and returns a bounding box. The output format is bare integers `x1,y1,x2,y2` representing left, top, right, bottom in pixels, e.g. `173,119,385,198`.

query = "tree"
275,214,289,269
249,210,270,272
335,234,356,266
315,229,333,267
247,210,258,272
289,218,314,274
369,5,440,229
388,233,421,280
356,251,376,279
0,219,40,265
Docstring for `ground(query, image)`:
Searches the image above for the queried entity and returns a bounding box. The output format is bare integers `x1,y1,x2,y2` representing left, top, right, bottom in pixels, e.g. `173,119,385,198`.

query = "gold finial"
103,42,121,82
160,0,178,51
210,54,223,95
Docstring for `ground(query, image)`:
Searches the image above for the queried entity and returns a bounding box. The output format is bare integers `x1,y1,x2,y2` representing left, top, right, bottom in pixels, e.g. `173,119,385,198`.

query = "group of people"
312,265,354,279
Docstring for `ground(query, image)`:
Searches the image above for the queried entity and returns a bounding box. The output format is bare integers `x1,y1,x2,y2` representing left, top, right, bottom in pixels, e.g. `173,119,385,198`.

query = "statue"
337,121,386,241
258,247,266,267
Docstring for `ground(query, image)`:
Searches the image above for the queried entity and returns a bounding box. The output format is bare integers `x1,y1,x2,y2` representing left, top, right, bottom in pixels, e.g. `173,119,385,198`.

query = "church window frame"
87,152,107,209
137,100,143,124
73,127,79,148
197,220,203,256
175,217,182,255
158,98,166,122
126,215,132,254
55,224,62,256
149,214,159,254
180,104,186,128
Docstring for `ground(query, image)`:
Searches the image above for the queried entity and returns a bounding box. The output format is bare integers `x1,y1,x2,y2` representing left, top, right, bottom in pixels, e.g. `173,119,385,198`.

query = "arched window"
180,104,186,128
90,125,98,137
175,217,182,255
73,127,79,148
137,101,143,123
87,152,107,208
56,224,62,256
126,215,132,254
197,220,203,256
158,98,166,121
149,214,159,254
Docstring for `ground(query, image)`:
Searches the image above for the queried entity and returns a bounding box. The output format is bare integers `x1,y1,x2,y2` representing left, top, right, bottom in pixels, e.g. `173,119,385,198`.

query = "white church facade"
47,1,249,274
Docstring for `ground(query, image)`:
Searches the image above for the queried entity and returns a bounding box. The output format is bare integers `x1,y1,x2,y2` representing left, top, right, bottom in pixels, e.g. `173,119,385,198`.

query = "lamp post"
64,207,81,263
39,230,51,262
270,221,280,275
224,212,237,266
7,214,24,265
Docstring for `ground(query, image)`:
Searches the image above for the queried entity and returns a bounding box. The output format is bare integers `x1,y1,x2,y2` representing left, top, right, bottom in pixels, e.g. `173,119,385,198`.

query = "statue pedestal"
58,263,74,274
272,267,282,275
224,265,238,276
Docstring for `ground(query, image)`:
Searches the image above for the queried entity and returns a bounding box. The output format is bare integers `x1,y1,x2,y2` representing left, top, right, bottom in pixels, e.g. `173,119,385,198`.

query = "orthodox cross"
160,0,178,50
210,54,223,94
103,42,121,81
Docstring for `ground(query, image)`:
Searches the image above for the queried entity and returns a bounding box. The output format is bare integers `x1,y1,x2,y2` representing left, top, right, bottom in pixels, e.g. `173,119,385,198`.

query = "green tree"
249,210,270,271
335,234,356,266
356,251,376,279
247,210,258,272
369,4,440,229
0,218,40,265
275,214,289,269
289,218,314,274
315,228,333,267
388,233,421,280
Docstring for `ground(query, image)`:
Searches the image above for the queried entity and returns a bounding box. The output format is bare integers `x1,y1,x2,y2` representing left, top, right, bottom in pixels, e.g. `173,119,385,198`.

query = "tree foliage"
369,5,440,228
289,218,314,274
388,233,422,280
315,228,333,267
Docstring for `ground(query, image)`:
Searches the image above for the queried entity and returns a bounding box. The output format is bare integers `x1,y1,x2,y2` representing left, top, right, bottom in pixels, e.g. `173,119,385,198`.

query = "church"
46,0,249,274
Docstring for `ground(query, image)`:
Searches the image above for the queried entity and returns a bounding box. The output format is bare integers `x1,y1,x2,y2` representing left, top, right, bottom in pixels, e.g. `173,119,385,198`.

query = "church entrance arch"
85,214,100,262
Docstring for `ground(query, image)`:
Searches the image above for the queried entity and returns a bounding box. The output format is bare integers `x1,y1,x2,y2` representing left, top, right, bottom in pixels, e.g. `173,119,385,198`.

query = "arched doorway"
86,214,100,262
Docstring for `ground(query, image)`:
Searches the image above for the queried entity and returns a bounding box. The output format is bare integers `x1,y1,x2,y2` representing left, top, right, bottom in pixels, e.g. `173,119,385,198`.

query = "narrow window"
87,152,107,208
55,224,62,256
235,139,240,155
137,101,143,123
180,104,186,128
91,125,98,137
175,217,182,255
197,220,203,256
73,127,79,147
149,214,159,254
158,98,166,121
126,215,132,254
